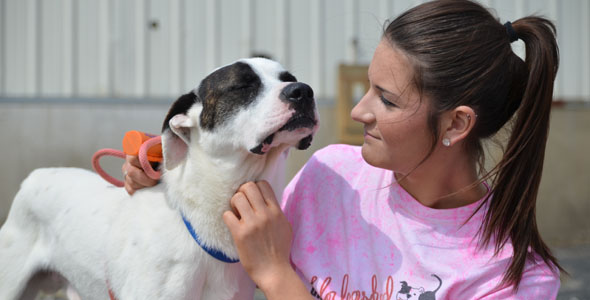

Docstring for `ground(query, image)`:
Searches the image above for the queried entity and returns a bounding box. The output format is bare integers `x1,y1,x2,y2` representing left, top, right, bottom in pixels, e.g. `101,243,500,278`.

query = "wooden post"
337,64,369,145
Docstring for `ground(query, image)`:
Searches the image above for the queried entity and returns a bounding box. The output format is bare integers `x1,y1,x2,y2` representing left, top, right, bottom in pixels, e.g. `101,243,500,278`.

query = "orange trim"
108,288,118,300
122,130,163,162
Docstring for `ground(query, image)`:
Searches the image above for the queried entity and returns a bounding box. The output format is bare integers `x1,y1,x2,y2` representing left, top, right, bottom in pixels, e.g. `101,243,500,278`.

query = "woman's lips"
364,130,380,140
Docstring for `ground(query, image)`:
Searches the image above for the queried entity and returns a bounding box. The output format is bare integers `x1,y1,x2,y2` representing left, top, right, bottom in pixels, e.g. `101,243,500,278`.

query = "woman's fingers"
230,192,255,221
238,182,269,212
223,181,293,288
122,155,158,195
256,180,280,209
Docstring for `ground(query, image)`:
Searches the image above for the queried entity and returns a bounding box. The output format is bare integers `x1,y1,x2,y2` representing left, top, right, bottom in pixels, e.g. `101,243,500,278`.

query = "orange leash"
92,131,163,187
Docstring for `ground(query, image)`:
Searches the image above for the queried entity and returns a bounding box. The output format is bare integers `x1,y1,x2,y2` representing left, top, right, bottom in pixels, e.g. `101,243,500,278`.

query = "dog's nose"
280,82,314,104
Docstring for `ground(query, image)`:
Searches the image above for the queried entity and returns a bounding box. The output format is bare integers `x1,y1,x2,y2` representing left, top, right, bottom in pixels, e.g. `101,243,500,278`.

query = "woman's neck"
395,147,488,209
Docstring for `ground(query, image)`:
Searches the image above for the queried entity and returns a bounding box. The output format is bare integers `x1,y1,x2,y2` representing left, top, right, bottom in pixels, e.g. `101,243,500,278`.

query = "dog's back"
1,167,255,299
1,168,126,299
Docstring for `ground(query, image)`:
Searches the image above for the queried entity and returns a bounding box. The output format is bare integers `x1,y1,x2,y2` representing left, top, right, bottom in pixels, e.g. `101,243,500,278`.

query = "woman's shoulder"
312,143,362,160
282,144,374,201
306,144,364,170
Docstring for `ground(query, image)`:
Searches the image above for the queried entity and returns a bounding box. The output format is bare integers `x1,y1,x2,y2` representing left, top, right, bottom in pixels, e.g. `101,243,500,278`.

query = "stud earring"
442,138,451,147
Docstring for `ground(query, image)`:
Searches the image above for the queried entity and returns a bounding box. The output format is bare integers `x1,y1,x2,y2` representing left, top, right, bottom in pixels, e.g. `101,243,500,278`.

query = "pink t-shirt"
282,144,559,300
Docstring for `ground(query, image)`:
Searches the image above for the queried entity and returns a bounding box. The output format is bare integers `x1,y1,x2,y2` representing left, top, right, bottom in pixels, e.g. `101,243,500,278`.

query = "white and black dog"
0,57,319,300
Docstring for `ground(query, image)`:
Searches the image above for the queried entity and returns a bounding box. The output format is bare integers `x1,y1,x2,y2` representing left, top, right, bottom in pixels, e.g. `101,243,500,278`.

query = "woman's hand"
121,155,159,195
223,181,311,299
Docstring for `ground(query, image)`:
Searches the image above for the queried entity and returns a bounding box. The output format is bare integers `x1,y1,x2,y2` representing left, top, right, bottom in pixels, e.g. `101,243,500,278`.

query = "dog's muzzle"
249,82,318,155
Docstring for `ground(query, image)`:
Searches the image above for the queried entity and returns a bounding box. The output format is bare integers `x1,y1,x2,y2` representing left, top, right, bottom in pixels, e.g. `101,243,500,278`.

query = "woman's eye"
380,95,397,107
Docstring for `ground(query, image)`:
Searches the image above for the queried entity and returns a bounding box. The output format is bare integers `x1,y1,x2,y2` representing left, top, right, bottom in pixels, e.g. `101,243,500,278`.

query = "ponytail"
479,17,563,289
384,0,564,290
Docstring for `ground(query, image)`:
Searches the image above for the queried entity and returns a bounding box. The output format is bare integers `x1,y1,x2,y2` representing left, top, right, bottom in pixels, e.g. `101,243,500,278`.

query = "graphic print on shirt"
396,274,442,300
308,274,395,300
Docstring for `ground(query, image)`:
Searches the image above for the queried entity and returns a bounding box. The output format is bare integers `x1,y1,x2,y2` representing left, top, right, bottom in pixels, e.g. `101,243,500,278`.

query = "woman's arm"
222,181,313,300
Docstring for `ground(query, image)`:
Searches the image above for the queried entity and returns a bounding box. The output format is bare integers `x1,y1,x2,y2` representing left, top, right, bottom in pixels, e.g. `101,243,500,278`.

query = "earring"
442,138,451,147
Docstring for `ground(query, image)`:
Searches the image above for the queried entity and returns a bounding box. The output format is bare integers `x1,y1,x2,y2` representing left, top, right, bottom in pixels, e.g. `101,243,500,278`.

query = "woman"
125,1,562,298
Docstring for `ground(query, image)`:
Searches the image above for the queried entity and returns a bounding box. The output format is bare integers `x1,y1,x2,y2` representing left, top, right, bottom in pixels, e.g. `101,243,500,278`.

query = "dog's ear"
162,114,195,170
161,92,198,170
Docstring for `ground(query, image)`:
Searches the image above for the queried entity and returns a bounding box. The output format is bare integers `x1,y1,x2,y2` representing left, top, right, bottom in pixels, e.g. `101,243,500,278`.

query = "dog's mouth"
249,113,317,155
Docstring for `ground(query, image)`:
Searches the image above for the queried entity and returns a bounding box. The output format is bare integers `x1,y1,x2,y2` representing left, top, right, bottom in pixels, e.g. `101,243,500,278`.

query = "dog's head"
160,57,319,172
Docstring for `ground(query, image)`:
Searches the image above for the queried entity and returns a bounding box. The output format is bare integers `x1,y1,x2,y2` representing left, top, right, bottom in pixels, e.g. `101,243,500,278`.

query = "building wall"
1,0,589,101
1,0,589,246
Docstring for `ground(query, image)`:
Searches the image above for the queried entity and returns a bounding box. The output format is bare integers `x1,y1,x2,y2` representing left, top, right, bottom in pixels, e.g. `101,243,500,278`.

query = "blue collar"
181,214,239,263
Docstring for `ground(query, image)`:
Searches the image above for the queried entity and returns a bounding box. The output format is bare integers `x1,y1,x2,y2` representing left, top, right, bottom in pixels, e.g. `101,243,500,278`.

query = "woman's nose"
350,93,375,124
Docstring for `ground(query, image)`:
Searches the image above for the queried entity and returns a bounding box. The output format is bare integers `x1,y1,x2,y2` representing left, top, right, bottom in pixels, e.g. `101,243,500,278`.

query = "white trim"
240,0,253,58
169,0,182,94
61,0,73,96
205,0,219,70
29,0,39,95
0,0,5,94
310,0,324,98
99,0,110,96
135,0,146,97
276,0,290,68
581,0,590,98
345,0,359,64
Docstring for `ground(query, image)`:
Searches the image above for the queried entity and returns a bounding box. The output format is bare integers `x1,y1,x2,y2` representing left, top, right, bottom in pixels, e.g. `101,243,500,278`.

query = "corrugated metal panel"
0,0,588,101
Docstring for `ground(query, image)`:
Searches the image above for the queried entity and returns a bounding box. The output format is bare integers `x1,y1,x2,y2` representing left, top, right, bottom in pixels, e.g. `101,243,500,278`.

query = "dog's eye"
229,84,253,91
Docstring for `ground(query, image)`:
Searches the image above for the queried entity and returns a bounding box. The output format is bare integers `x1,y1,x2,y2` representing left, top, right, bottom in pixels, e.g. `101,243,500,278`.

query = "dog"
0,57,319,300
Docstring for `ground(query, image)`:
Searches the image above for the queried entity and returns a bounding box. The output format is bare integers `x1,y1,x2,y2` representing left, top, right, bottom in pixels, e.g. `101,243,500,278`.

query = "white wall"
1,0,588,101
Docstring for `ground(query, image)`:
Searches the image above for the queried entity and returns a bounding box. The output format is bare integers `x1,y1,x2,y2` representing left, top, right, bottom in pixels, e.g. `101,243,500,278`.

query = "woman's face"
351,40,434,174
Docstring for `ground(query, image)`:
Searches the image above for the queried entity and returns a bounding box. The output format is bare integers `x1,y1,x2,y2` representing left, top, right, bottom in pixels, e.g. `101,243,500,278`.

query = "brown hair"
384,0,562,290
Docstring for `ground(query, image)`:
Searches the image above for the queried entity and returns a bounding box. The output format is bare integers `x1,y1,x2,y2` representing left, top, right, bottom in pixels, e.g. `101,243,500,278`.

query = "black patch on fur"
279,71,297,83
197,62,262,130
161,92,198,132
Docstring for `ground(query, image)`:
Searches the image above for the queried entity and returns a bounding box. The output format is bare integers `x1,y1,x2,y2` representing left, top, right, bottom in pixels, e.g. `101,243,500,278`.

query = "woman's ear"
440,106,476,147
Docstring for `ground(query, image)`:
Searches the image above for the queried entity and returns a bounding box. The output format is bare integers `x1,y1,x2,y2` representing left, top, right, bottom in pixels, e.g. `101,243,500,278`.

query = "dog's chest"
103,192,253,299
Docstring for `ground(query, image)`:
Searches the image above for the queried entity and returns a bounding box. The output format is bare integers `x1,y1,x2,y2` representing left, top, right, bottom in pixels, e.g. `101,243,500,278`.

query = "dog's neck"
161,144,289,259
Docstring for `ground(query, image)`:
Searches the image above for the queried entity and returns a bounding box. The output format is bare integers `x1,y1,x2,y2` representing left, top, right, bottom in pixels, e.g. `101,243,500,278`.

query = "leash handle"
92,131,163,187
92,149,127,187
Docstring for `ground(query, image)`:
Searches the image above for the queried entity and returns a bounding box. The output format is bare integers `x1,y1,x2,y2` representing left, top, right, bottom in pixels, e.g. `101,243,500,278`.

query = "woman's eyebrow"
375,85,399,97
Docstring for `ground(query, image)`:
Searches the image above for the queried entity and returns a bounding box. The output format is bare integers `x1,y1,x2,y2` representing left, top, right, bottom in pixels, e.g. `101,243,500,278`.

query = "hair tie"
504,21,519,43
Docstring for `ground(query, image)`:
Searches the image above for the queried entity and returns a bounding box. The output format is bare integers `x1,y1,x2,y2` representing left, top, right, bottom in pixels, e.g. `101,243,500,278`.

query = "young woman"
125,1,562,298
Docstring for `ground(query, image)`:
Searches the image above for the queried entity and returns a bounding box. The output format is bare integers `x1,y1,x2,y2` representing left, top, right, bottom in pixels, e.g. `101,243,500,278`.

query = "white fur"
0,58,318,300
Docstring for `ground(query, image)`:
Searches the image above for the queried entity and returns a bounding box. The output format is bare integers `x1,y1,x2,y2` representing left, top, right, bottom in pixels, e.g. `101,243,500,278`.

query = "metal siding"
357,0,384,64
183,0,208,92
0,0,5,94
0,0,587,101
219,0,242,67
4,0,37,96
76,0,101,96
559,0,584,99
323,0,349,101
